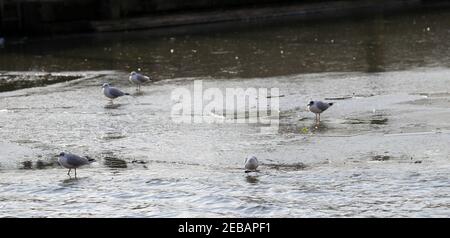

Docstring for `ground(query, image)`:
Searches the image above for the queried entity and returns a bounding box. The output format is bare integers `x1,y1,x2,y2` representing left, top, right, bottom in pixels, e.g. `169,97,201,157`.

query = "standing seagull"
244,156,259,173
307,101,334,125
102,83,130,103
129,71,151,91
58,152,95,177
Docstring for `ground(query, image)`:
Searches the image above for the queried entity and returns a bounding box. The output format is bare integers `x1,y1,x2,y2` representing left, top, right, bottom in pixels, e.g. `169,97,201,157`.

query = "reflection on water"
131,91,145,96
0,9,449,78
307,122,331,133
104,103,124,109
60,177,80,185
245,175,260,184
365,13,386,72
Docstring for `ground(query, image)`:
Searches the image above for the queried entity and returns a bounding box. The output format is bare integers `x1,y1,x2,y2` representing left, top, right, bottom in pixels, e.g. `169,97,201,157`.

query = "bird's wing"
65,154,89,166
109,87,126,97
316,101,330,111
136,74,150,83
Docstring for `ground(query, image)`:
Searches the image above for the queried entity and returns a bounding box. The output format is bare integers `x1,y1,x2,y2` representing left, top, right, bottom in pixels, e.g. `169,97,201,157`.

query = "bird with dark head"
101,83,130,104
58,152,95,177
129,71,152,92
307,101,334,125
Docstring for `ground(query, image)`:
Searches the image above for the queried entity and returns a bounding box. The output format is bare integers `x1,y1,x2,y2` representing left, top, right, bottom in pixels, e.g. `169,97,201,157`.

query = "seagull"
129,71,151,91
244,156,259,173
58,152,95,177
102,83,130,103
307,101,334,125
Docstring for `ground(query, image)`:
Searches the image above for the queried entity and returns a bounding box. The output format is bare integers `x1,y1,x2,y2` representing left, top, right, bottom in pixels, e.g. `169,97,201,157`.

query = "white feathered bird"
244,156,259,173
129,71,152,91
307,100,334,124
58,152,95,177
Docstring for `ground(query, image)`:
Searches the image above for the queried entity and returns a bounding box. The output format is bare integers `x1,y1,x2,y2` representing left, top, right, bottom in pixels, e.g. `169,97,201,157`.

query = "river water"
0,9,449,217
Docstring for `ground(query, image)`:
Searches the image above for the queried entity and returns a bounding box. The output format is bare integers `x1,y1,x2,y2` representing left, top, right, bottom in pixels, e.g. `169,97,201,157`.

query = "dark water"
0,9,449,217
1,9,450,78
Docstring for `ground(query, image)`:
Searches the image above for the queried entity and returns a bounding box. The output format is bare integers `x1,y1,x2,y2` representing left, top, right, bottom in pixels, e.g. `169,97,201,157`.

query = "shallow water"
1,9,450,217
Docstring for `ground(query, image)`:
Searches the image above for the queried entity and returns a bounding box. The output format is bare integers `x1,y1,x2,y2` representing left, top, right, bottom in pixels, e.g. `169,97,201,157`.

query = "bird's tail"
124,93,130,96
328,102,334,106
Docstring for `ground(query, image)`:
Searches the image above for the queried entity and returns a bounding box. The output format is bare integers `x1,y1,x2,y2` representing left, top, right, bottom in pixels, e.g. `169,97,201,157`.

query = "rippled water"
0,9,450,217
1,8,450,78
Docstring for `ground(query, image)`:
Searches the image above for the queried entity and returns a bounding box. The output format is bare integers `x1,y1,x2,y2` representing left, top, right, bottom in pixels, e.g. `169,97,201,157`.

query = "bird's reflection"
132,91,145,96
245,174,259,184
104,103,123,109
310,122,329,132
59,176,81,187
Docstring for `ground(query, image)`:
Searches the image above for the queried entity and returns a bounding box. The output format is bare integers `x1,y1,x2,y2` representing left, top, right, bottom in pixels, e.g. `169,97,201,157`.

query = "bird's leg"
67,169,71,176
74,168,77,178
314,114,320,127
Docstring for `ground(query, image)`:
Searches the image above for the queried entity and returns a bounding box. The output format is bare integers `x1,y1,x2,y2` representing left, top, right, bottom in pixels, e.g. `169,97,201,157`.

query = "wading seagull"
244,156,259,173
58,152,95,177
102,83,130,103
129,71,151,91
307,101,334,124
